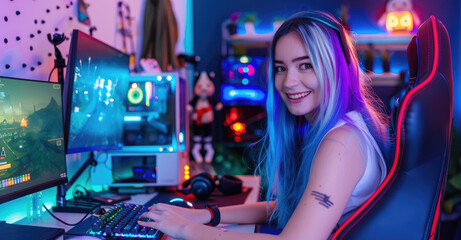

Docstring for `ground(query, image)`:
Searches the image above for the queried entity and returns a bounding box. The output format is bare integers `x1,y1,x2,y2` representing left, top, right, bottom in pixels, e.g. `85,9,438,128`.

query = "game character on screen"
138,11,390,239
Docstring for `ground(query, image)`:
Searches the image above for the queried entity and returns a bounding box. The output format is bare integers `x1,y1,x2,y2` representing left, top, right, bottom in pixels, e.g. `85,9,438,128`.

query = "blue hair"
256,11,389,228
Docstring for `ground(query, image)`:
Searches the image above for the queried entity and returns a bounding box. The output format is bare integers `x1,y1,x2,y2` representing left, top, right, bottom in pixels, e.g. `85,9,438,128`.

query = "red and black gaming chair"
332,16,454,239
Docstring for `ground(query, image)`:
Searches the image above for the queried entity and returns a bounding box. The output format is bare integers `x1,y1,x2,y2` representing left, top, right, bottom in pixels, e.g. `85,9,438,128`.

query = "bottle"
27,191,43,221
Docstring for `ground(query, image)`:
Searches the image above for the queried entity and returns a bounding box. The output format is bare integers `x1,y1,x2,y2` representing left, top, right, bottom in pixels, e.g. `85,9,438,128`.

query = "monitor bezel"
0,76,68,204
63,29,129,154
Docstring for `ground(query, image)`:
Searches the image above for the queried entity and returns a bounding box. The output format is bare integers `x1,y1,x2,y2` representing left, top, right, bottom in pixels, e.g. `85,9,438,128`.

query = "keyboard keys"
88,203,160,239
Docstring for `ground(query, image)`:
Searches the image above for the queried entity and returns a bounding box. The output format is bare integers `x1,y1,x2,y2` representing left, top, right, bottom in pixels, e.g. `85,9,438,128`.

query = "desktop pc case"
92,73,189,187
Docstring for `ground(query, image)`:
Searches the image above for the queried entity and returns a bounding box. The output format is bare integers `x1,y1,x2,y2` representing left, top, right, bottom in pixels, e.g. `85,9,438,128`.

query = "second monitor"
64,29,130,154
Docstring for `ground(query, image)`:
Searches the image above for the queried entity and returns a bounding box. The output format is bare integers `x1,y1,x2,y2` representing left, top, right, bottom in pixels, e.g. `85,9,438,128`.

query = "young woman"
138,10,389,240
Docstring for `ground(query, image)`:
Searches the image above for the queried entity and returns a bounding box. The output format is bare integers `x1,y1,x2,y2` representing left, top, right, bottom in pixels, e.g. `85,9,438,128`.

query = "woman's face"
274,32,321,122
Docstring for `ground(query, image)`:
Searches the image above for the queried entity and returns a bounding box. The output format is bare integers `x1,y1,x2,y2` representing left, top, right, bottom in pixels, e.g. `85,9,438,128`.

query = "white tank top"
322,111,387,215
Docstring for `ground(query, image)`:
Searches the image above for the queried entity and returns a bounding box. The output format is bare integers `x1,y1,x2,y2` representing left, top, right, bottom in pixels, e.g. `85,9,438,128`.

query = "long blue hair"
256,11,389,228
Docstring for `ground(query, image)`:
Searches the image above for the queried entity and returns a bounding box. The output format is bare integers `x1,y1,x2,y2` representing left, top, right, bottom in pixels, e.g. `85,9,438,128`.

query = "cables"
48,67,57,82
43,203,100,226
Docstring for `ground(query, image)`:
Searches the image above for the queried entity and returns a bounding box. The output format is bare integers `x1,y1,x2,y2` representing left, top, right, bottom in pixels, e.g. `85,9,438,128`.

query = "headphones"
284,11,351,66
180,172,242,200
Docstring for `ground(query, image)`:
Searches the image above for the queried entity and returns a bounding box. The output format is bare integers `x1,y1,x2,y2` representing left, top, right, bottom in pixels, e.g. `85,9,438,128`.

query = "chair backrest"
332,16,454,240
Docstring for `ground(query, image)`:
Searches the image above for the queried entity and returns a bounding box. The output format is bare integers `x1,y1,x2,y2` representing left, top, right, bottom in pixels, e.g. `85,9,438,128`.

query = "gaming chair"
331,16,454,239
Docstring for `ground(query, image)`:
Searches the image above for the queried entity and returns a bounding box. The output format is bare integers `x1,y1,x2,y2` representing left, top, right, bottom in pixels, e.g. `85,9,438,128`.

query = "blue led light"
124,116,142,122
221,84,266,104
170,198,184,203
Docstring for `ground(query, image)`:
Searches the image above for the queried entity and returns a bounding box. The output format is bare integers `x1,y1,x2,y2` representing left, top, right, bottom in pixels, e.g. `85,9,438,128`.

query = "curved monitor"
64,30,130,154
0,76,67,204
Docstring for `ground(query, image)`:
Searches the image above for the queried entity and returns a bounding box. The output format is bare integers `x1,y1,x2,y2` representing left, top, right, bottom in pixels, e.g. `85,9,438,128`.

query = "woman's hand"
151,203,211,224
137,203,211,239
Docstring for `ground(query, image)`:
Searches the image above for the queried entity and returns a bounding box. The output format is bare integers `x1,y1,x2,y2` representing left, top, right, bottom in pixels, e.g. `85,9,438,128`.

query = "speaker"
180,172,242,200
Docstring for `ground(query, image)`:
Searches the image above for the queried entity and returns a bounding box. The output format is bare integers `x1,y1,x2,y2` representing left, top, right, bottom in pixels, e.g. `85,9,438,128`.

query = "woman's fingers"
139,211,160,221
137,219,158,229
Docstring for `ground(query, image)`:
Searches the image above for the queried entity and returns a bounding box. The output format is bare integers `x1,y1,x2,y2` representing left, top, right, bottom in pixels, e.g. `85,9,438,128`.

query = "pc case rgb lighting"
91,73,188,187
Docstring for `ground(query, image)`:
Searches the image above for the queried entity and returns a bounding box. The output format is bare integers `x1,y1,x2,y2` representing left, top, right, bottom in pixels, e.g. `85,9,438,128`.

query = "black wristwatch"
204,204,221,227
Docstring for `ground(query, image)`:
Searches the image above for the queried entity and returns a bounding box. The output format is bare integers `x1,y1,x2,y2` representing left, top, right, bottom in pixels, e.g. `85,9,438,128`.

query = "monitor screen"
64,30,130,154
220,55,267,106
0,76,67,204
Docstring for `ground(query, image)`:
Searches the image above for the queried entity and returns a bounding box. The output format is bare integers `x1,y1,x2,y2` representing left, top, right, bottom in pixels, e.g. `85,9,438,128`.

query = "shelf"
368,72,402,87
354,33,414,51
226,33,273,45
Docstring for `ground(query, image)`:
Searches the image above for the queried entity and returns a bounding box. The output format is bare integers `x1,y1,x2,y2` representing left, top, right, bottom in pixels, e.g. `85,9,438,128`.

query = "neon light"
386,11,414,32
145,82,152,107
168,147,173,152
230,108,238,121
386,15,399,32
222,85,266,103
167,75,172,81
247,64,255,76
170,198,184,203
179,132,184,142
231,122,246,136
242,78,249,85
238,67,244,73
156,76,162,81
124,116,142,122
239,56,249,63
401,15,412,27
243,67,249,73
127,87,143,104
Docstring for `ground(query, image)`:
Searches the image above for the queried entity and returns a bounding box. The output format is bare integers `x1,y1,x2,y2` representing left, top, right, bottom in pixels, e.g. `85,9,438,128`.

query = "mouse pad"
145,187,252,209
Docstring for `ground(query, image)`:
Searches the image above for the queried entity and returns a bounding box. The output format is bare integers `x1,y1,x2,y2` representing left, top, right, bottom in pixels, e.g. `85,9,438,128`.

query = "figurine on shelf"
187,71,223,164
378,0,420,32
226,12,241,36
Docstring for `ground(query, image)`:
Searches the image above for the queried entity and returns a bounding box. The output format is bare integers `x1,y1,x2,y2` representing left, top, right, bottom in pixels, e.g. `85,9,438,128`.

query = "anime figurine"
378,0,420,32
187,71,223,164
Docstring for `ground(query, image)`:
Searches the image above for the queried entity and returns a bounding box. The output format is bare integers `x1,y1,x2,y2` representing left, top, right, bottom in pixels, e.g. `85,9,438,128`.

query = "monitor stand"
0,221,64,240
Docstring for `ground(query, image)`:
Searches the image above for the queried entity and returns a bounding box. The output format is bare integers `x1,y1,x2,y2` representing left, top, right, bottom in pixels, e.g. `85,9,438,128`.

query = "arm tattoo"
311,191,334,208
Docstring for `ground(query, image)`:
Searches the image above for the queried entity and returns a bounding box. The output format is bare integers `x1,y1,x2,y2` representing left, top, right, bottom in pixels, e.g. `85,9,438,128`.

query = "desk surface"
15,175,260,240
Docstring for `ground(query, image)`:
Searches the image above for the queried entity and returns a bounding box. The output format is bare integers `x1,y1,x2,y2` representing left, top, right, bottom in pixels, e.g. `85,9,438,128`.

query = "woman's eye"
274,66,285,73
300,63,313,70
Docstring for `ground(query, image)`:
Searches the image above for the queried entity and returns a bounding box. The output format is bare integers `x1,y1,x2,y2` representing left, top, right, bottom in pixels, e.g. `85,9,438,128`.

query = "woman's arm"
145,200,275,226
220,201,276,224
278,125,366,240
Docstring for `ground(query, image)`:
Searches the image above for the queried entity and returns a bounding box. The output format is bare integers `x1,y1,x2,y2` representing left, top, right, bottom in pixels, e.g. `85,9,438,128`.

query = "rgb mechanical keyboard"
64,202,162,239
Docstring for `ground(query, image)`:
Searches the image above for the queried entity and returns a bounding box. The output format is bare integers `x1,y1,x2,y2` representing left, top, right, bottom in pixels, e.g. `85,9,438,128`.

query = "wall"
0,0,190,223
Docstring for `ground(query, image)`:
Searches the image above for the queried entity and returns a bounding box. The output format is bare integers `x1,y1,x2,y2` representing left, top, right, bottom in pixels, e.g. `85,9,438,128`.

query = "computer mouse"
168,198,194,208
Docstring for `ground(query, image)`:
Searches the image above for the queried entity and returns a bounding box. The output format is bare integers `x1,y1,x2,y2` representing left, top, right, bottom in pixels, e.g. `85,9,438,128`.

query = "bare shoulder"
322,124,363,147
312,123,366,182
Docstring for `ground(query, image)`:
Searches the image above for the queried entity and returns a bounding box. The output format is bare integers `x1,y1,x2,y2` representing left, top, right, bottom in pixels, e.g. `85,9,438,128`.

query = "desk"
15,175,260,240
